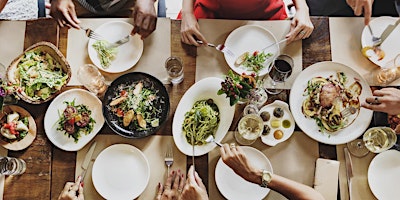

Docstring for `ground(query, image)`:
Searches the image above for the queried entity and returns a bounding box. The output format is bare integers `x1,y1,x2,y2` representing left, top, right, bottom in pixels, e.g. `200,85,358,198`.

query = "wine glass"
264,55,294,94
346,139,370,157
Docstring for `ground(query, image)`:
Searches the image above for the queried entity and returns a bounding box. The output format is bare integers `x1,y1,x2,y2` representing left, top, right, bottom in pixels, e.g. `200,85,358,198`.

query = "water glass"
77,64,107,97
375,54,400,85
234,114,263,145
0,157,26,175
165,56,184,84
363,127,397,153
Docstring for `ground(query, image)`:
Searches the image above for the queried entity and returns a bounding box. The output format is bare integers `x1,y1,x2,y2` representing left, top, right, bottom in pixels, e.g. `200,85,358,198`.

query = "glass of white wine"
346,139,369,157
363,127,397,153
234,114,263,145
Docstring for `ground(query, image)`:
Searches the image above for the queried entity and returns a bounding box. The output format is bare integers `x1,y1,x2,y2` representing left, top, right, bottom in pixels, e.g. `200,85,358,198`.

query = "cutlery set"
81,26,130,49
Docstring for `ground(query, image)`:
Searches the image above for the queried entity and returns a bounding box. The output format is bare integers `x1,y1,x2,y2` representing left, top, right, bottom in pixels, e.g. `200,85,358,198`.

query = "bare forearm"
268,175,324,200
182,0,195,16
0,0,8,12
292,0,310,12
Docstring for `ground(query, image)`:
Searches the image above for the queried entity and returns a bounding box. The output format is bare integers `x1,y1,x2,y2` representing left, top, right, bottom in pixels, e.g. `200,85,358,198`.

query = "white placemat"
76,135,186,200
0,21,25,67
66,18,171,85
196,19,302,90
209,131,319,200
329,17,400,87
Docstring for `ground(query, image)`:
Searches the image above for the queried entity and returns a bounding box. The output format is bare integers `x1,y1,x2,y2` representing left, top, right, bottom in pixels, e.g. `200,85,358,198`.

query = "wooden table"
4,17,336,199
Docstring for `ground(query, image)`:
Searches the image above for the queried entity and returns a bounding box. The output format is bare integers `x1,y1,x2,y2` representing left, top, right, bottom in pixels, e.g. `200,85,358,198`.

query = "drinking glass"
374,54,400,86
165,56,184,84
363,127,397,153
264,55,294,94
346,139,369,157
234,114,263,145
77,64,108,97
0,157,26,175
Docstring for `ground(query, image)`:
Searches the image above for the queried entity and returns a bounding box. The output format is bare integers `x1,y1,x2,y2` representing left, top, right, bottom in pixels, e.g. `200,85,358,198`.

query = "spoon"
205,135,222,147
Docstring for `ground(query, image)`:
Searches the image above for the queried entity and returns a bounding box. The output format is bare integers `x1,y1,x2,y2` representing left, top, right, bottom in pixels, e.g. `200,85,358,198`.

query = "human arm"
346,0,374,25
155,170,185,200
180,0,207,46
0,0,7,13
180,165,209,200
361,87,400,115
285,0,314,43
58,176,84,200
49,0,80,29
220,144,324,200
131,0,157,39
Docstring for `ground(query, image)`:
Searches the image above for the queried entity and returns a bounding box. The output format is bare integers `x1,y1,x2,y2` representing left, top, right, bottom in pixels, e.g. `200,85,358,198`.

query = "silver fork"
164,145,174,175
341,106,357,118
367,25,382,47
80,26,104,40
196,40,235,57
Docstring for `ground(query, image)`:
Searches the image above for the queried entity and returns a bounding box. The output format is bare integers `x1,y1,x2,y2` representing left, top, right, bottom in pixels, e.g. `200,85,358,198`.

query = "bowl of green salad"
6,42,71,104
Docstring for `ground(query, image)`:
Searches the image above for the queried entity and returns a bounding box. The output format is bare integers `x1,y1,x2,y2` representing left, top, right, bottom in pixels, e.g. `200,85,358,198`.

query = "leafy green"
92,40,118,69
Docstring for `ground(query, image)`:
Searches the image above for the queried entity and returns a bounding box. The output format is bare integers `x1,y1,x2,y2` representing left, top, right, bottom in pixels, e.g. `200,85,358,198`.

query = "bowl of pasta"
172,77,235,156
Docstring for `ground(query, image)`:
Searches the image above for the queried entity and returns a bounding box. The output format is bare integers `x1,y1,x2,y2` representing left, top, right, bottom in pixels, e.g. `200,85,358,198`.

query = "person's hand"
58,176,84,200
285,8,314,43
219,143,261,184
361,87,400,115
180,12,207,46
49,0,80,29
180,165,209,200
346,0,374,25
131,0,157,39
156,170,185,200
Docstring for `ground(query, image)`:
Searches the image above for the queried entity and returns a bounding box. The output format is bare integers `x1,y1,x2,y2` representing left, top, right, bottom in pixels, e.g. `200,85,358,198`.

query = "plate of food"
92,144,150,200
44,89,104,151
6,41,71,104
368,150,400,200
103,72,170,138
361,16,400,67
289,61,373,145
173,77,235,156
224,25,279,76
88,21,143,73
215,146,272,200
0,105,36,151
258,100,295,146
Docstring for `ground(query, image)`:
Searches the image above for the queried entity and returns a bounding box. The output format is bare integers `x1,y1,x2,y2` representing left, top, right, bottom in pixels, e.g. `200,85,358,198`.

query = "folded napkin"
196,19,302,90
336,144,376,200
314,158,340,200
66,18,171,85
208,131,318,200
0,21,25,67
75,135,186,200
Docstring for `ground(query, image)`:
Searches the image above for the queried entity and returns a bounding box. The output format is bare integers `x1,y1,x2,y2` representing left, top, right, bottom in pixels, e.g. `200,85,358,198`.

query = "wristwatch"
260,170,272,188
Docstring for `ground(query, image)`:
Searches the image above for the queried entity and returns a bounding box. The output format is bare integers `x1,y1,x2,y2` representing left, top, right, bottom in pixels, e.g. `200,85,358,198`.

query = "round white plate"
224,25,279,76
172,77,235,156
88,21,143,73
368,150,400,199
259,100,295,146
215,146,272,200
361,16,400,67
92,144,150,200
44,89,104,151
289,61,373,145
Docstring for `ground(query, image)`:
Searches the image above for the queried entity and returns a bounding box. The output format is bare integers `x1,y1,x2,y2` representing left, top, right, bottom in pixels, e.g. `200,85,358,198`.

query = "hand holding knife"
79,141,97,184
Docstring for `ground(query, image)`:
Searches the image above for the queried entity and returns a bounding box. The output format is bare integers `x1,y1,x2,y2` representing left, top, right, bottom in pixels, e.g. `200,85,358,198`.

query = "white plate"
224,25,279,76
259,100,295,146
215,146,272,200
44,89,104,151
92,144,150,200
88,21,143,73
172,77,235,156
368,150,400,199
361,16,400,67
289,61,373,145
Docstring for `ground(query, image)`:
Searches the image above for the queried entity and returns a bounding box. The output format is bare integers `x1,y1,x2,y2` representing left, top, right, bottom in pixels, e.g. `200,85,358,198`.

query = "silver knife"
344,148,353,200
374,19,400,47
107,35,130,49
79,141,97,183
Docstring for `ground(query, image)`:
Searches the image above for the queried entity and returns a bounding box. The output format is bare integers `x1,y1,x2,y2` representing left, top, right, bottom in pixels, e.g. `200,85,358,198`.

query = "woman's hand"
180,12,207,46
285,6,314,43
49,0,80,29
361,87,400,115
58,176,84,200
156,170,185,200
180,165,209,200
346,0,374,25
131,0,157,39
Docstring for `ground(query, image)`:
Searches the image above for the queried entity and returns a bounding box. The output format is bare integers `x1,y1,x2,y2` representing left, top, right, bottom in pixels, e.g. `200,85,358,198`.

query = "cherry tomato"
67,118,75,125
116,108,124,117
120,90,127,97
253,51,258,56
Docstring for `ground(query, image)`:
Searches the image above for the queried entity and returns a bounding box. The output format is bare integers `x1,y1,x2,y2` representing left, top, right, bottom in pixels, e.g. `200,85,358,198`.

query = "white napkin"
313,158,340,200
0,21,25,67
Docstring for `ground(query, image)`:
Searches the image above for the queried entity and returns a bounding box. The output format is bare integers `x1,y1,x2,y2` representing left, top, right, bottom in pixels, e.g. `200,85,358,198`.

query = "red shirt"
178,0,287,20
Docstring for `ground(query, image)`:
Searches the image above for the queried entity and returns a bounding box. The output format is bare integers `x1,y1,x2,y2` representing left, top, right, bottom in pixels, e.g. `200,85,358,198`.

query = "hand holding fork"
164,145,174,175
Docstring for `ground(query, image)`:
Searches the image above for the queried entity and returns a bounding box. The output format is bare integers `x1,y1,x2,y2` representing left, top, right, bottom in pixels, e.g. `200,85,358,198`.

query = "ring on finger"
300,30,306,35
230,143,236,148
178,188,183,193
374,97,380,104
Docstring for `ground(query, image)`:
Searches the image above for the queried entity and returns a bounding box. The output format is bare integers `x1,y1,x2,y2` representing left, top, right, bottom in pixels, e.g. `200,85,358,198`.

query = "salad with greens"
17,50,68,101
92,40,118,69
236,51,273,73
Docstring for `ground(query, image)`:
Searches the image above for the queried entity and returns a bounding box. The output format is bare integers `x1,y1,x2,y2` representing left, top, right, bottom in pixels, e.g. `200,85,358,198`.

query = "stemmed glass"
263,55,294,94
346,139,370,157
